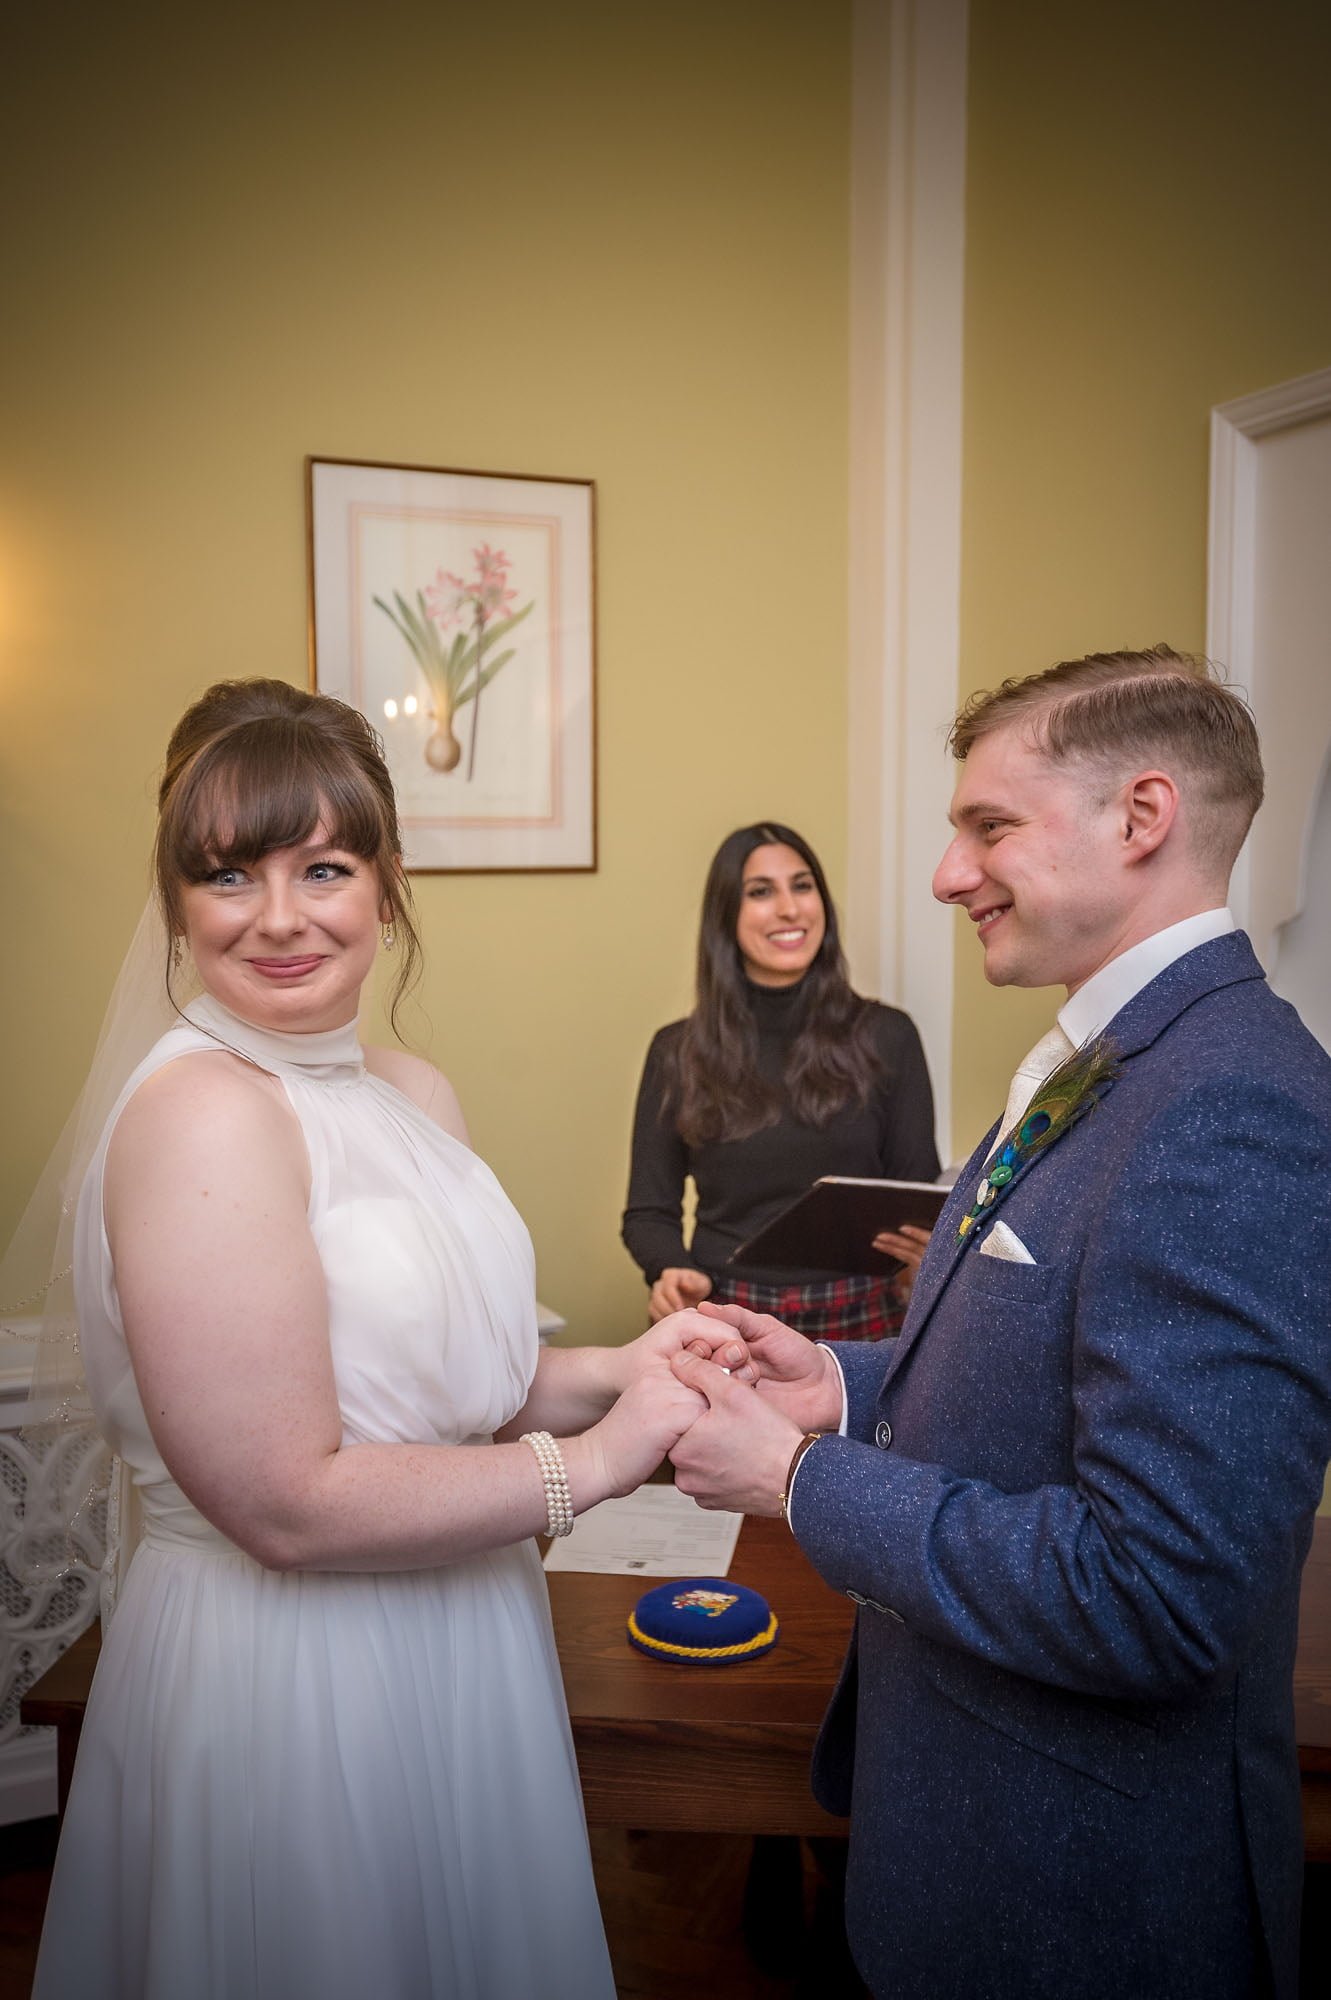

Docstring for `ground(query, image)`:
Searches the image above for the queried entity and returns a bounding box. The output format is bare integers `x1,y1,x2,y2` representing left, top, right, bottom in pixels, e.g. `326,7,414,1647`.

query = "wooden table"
548,1512,854,1835
23,1517,1331,1857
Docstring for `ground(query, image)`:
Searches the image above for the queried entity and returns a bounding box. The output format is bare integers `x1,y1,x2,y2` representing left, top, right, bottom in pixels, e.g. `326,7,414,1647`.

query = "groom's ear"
1119,770,1179,864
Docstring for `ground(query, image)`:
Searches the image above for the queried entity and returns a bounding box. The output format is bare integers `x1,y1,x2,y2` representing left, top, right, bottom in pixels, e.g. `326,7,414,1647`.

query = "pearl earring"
381,921,397,952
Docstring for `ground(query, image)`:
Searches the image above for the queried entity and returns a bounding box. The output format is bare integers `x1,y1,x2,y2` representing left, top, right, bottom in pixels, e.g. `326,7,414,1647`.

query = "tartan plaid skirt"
709,1271,905,1341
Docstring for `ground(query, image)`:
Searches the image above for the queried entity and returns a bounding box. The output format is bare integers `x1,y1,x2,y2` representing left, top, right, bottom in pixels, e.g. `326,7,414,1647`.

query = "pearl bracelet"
520,1430,575,1538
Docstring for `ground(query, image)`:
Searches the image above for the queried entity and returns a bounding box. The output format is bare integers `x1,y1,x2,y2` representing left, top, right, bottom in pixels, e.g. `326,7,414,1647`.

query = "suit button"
875,1420,892,1448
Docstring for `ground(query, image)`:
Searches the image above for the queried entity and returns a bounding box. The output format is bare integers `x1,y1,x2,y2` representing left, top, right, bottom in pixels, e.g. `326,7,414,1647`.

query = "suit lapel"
882,1089,1109,1382
881,1132,995,1381
882,932,1268,1388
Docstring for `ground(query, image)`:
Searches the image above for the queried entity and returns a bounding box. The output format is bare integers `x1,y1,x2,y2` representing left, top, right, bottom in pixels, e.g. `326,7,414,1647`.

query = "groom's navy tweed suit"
791,934,1331,1999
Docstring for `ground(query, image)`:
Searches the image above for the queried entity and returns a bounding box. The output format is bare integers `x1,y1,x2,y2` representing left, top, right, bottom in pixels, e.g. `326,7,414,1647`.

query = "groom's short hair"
947,644,1265,872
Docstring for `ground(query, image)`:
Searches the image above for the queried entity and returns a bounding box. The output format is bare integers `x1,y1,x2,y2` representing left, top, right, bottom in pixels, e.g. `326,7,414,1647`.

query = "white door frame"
1208,363,1331,962
847,0,969,1159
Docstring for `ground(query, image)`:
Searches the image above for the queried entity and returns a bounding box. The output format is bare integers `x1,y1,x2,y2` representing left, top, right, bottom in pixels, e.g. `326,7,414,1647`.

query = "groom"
671,647,1331,1999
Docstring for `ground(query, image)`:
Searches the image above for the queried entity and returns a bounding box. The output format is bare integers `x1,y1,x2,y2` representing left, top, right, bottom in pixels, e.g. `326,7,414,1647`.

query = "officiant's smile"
735,841,827,987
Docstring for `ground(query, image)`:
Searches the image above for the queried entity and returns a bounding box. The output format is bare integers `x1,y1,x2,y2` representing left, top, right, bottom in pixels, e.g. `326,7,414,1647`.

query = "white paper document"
541,1483,743,1577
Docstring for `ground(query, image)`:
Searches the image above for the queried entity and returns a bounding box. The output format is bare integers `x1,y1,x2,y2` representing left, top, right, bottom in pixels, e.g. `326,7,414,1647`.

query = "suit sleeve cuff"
784,1343,849,1523
816,1342,851,1437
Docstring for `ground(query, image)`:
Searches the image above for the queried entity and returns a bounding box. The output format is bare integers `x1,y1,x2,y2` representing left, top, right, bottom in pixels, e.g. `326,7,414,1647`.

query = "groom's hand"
667,1349,804,1515
692,1301,843,1433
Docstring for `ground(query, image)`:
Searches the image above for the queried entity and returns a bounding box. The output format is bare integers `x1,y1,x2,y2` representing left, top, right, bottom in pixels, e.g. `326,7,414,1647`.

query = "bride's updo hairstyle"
154,678,421,1026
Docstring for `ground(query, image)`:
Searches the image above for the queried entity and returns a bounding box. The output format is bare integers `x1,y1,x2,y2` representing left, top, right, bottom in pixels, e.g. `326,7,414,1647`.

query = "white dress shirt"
1057,908,1235,1047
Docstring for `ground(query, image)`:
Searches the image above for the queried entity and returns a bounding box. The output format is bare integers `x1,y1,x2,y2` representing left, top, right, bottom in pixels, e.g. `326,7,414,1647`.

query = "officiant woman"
622,821,940,1342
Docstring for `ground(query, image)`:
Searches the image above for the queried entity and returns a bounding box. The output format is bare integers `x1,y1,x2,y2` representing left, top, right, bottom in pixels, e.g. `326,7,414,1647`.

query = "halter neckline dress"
35,994,614,2000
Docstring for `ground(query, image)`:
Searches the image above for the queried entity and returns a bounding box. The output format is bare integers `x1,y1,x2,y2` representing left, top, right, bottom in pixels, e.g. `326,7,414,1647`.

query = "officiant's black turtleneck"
621,980,939,1288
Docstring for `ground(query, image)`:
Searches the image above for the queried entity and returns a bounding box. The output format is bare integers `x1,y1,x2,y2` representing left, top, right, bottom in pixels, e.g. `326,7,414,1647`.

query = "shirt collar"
1058,909,1236,1048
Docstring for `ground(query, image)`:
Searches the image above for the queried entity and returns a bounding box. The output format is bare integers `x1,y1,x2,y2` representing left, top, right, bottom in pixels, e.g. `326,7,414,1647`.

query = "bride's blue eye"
205,866,247,888
307,860,354,882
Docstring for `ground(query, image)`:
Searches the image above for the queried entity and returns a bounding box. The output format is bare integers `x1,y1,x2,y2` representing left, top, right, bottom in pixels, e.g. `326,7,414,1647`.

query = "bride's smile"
180,820,386,1034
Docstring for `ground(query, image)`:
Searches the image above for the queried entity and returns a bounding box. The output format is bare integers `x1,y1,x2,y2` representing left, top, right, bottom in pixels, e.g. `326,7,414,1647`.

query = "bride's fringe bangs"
162,720,387,882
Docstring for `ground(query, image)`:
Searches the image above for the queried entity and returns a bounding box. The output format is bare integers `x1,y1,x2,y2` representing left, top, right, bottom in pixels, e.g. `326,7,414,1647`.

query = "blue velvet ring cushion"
627,1578,779,1665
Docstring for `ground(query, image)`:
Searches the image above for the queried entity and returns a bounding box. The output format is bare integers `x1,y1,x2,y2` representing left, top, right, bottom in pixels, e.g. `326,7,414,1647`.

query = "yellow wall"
0,3,852,1344
11,0,1326,1361
953,0,1331,1148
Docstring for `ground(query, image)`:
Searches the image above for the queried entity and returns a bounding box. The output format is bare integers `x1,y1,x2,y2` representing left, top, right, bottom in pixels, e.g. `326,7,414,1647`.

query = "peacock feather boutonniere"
958,1036,1121,1240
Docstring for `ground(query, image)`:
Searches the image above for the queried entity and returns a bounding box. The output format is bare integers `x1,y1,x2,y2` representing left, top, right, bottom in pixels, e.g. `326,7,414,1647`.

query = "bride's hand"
577,1369,708,1501
611,1308,752,1392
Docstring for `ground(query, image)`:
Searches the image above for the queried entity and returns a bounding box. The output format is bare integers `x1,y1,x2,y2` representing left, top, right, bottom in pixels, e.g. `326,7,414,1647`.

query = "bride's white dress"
34,994,615,2000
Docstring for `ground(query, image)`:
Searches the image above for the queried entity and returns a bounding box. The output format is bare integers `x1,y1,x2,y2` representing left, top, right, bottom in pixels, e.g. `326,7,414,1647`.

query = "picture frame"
306,456,596,872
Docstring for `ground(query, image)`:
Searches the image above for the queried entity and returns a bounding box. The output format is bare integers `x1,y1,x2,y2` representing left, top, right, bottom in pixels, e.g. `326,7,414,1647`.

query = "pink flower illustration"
425,548,517,633
424,568,467,632
376,539,534,783
468,544,518,624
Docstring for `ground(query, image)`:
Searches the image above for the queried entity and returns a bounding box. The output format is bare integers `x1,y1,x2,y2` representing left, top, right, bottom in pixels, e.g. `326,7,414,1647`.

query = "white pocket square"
979,1219,1036,1265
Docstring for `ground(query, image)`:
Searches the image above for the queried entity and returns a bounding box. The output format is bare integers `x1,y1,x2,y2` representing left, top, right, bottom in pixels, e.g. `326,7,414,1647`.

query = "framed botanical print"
307,456,596,871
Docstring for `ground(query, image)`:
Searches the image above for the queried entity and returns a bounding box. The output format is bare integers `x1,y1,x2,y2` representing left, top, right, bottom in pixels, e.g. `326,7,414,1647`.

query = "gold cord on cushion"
626,1608,780,1659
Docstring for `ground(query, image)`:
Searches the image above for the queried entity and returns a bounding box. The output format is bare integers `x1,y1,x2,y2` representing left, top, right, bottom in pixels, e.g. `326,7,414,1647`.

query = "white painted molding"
848,0,968,1159
1211,366,1331,441
1207,364,1331,955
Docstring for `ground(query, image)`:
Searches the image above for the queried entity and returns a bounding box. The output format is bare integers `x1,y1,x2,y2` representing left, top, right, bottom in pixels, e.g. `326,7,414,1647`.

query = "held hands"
689,1301,842,1435
616,1306,750,1389
599,1301,844,1515
581,1307,753,1500
648,1267,714,1321
665,1302,844,1515
667,1350,804,1516
583,1369,710,1502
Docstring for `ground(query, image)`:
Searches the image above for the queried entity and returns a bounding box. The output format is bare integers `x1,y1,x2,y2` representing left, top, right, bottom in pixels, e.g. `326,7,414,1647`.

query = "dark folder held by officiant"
728,1177,948,1277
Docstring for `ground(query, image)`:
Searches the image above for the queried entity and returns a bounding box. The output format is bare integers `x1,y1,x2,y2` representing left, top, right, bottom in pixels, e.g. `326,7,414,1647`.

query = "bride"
31,677,736,2000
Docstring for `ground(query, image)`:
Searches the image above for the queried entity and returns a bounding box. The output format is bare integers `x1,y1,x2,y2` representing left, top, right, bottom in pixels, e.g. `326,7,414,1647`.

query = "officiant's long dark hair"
664,822,882,1146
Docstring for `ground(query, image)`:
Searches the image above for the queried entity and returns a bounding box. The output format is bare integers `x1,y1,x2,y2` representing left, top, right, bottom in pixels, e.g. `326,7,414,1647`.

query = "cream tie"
990,1024,1075,1158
